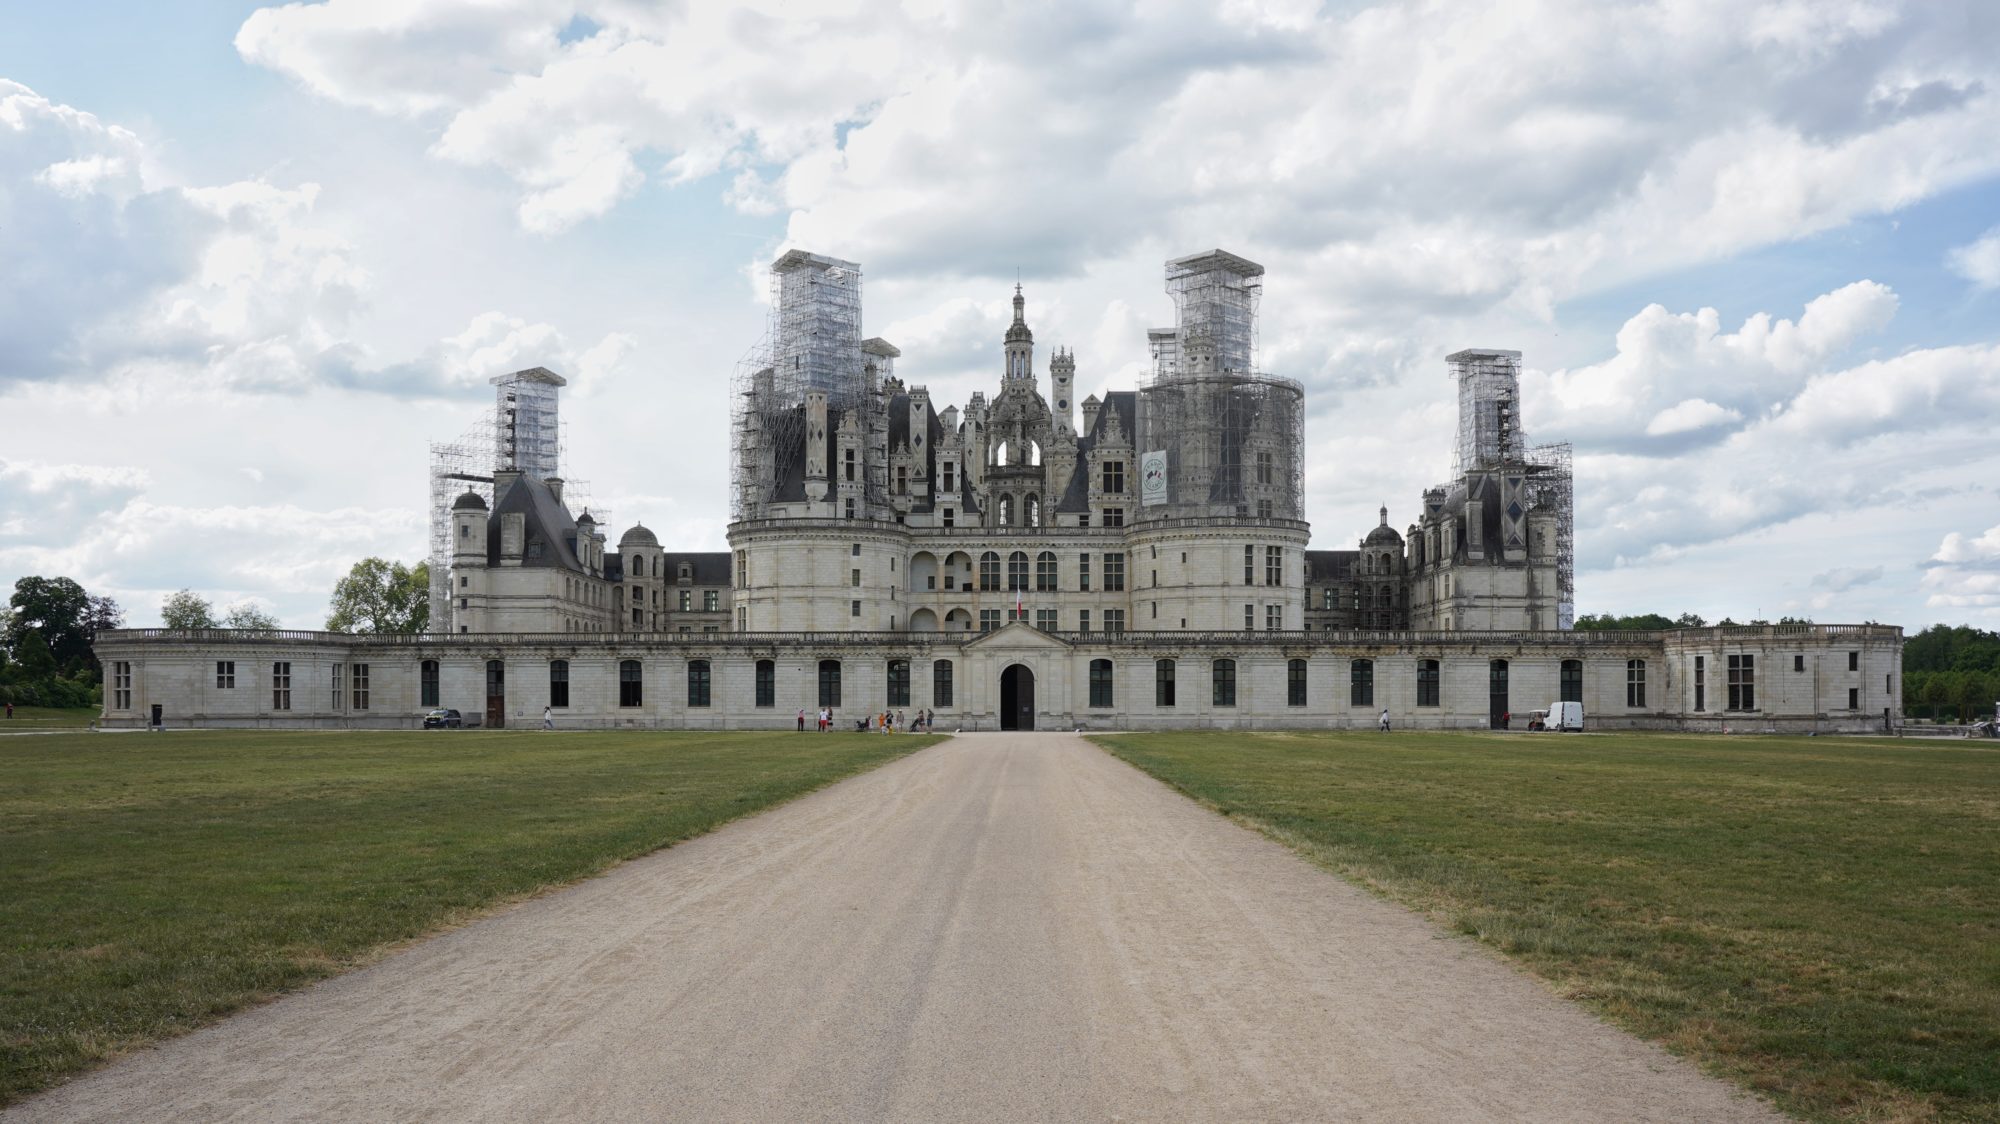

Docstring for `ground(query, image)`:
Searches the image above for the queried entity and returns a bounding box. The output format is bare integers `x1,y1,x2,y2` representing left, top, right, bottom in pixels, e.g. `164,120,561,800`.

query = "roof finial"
1379,505,1389,527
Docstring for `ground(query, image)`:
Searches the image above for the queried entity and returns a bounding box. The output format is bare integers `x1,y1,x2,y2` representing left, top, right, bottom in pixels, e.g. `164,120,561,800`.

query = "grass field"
0,706,99,731
1094,730,2000,1124
0,728,936,1106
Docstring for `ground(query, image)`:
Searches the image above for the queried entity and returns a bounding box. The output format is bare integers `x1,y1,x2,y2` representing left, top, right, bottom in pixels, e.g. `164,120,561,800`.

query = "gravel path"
9,733,1779,1122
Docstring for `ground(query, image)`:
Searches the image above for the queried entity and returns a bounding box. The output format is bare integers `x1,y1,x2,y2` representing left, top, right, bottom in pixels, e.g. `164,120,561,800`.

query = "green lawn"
1094,731,2000,1124
0,728,936,1106
0,706,99,731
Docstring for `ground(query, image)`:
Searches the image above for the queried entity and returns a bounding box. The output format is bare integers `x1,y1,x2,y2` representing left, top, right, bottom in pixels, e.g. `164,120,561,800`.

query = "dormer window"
679,563,692,581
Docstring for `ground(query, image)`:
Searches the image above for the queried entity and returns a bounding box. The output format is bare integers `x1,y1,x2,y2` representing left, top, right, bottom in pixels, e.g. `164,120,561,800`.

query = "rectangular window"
1417,660,1440,707
1322,588,1334,611
1103,461,1125,494
1244,545,1255,585
736,549,748,587
1794,654,1805,672
1104,609,1125,634
852,543,861,556
1258,499,1272,519
852,568,861,587
942,464,955,492
704,590,719,612
1265,546,1282,586
421,660,440,708
1626,660,1646,708
687,661,711,708
844,449,856,481
114,661,133,710
818,660,841,708
887,660,911,706
1694,655,1706,712
1212,659,1236,707
738,606,748,630
550,660,570,708
1727,654,1755,711
1244,603,1254,631
679,590,692,612
1079,609,1091,633
851,599,861,617
1078,554,1091,591
942,508,954,528
1036,553,1057,591
1089,659,1114,707
980,609,1001,633
269,662,288,711
1105,507,1124,527
1035,608,1058,631
1287,659,1307,707
1266,604,1281,631
1257,451,1273,486
1560,660,1583,703
1077,513,1089,528
632,607,643,627
330,663,343,710
1155,659,1175,707
755,660,775,707
933,660,953,707
1350,659,1373,706
620,661,643,708
350,663,369,710
215,660,235,688
1104,552,1125,591
1848,650,1859,671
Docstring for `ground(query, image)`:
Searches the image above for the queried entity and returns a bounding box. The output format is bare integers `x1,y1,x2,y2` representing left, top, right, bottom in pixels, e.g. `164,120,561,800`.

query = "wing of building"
94,250,1903,732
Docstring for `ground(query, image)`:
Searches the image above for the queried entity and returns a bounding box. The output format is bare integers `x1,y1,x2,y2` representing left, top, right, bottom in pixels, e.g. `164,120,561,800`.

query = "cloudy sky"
4,0,1998,630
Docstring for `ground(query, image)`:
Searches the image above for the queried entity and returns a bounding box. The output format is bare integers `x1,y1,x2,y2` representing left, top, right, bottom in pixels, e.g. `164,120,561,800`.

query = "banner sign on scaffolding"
1140,450,1168,507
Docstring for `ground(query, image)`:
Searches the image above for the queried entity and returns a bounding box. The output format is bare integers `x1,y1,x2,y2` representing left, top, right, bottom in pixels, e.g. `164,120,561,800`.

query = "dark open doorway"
1489,658,1508,729
1000,664,1035,731
486,659,506,729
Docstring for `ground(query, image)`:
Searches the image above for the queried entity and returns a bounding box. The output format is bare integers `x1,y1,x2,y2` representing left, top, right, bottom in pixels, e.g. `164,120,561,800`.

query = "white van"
1544,701,1584,731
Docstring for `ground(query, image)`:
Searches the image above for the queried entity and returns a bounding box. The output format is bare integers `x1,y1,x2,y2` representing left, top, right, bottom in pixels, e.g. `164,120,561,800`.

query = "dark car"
423,708,463,729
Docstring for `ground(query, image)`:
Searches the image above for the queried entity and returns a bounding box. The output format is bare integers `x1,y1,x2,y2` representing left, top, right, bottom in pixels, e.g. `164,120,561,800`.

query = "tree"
325,559,429,634
1674,612,1707,628
223,603,280,631
7,576,95,672
161,589,219,630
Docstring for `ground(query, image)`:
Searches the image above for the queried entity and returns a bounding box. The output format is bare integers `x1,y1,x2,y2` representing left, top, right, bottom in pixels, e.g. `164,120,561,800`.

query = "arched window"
755,659,775,708
687,660,711,708
619,660,642,707
818,659,842,708
1155,659,1176,707
630,554,642,576
420,660,439,708
933,659,954,707
1008,551,1029,591
999,495,1013,526
548,659,569,708
1089,659,1114,707
1212,659,1236,707
979,551,1000,591
1416,659,1440,707
1036,551,1058,591
887,659,911,706
1025,494,1040,527
1287,659,1307,707
1350,659,1373,706
1561,659,1583,703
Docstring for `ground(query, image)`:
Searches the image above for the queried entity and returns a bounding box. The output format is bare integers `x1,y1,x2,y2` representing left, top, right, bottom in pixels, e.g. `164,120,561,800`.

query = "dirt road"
9,733,1777,1122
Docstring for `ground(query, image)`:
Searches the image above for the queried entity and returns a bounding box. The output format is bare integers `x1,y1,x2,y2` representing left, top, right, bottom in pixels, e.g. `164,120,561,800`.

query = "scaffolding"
426,368,595,633
1138,365,1305,519
732,250,883,522
1526,442,1576,630
1448,348,1526,474
1164,250,1263,377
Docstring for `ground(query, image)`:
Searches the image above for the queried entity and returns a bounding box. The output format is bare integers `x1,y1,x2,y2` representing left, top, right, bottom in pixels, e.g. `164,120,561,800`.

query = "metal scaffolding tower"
1448,348,1526,475
1527,442,1576,630
731,250,881,522
1164,249,1263,377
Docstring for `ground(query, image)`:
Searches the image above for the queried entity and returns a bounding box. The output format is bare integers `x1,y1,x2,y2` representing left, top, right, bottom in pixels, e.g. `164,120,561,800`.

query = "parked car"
423,708,463,729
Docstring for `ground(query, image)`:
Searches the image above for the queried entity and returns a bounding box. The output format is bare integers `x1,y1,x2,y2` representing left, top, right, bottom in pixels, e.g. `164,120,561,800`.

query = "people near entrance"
798,708,807,732
1501,710,1511,730
1379,708,1390,732
543,705,553,731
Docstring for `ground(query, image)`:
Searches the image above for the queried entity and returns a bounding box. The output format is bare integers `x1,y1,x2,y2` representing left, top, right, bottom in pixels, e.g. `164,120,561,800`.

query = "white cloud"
1946,225,2000,288
1646,398,1743,436
1933,522,2000,565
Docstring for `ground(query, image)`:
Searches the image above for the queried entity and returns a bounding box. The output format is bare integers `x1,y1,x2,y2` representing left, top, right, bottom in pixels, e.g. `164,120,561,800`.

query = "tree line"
1,559,429,709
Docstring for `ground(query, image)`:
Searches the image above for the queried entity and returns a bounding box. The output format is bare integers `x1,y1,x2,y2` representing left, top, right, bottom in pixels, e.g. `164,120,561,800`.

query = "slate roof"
487,473,587,572
1055,391,1137,513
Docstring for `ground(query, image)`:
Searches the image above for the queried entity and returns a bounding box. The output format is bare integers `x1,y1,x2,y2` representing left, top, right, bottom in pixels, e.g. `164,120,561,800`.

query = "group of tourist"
797,708,935,733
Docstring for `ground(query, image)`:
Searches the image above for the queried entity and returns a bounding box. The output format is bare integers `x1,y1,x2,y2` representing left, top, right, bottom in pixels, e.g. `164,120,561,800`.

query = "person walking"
542,705,553,731
895,710,905,732
797,708,806,732
1379,707,1390,732
1501,710,1511,730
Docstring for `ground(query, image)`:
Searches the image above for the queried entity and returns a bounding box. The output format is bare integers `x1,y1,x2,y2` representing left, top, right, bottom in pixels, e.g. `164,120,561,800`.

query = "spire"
1379,505,1388,527
1012,283,1025,325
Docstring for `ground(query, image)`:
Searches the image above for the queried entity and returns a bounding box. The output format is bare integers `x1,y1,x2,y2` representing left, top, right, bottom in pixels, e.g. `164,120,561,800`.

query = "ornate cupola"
1003,284,1034,381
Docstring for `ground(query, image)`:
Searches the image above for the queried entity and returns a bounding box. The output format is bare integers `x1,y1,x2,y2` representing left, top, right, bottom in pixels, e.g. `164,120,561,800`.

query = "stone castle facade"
94,249,1903,732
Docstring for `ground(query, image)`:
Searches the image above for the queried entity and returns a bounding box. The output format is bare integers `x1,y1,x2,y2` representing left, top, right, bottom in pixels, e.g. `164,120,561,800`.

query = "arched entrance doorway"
1000,663,1035,731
